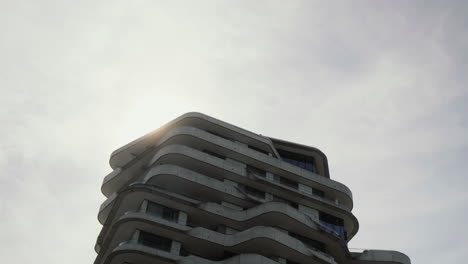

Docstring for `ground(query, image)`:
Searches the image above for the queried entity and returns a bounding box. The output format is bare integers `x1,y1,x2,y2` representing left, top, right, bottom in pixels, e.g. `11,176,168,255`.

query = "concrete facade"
94,112,411,264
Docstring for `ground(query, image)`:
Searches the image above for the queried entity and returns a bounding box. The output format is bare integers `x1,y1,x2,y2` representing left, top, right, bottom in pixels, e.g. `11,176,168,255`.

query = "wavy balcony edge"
109,112,281,168
97,213,337,264
105,125,353,205
96,186,352,262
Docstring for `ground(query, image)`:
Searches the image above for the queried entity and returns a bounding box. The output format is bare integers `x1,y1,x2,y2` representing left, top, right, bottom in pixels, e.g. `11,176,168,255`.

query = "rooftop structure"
94,112,411,264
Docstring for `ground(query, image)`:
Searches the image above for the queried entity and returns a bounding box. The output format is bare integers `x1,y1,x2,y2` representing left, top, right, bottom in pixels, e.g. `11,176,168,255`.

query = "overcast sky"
1,1,467,263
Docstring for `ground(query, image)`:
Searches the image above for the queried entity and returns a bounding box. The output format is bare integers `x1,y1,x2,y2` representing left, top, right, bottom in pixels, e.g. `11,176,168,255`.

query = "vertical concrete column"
265,193,274,202
298,204,319,221
170,241,182,255
298,183,313,195
266,172,275,181
178,211,188,226
131,229,140,242
139,200,148,212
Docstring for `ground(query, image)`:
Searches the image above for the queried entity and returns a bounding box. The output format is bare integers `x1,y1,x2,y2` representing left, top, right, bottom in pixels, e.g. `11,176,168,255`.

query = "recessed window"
206,130,233,141
242,185,265,199
319,212,346,240
312,188,325,198
138,231,172,252
247,145,269,155
278,149,316,173
289,232,326,252
279,176,299,189
202,149,226,160
246,165,266,178
273,196,298,209
180,246,190,256
146,201,180,223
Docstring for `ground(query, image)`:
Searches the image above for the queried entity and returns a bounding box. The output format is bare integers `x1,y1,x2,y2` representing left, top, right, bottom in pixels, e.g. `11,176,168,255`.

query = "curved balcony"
143,164,257,207
102,154,358,240
189,226,336,264
103,240,178,264
109,112,280,169
107,113,344,197
96,185,350,263
103,126,353,210
197,202,350,262
144,161,356,236
351,249,411,264
103,142,352,210
151,148,357,238
152,126,353,206
96,212,337,264
104,240,280,264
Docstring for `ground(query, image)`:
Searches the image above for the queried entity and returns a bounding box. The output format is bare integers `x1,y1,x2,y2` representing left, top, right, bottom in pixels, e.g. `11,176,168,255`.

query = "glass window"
279,176,299,189
278,150,316,173
247,145,269,155
312,188,325,198
138,231,172,251
146,201,180,223
180,246,190,256
319,212,346,240
242,185,265,199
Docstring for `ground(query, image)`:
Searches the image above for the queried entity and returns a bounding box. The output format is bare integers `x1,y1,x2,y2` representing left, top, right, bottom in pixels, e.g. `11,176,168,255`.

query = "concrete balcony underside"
105,242,280,264
96,186,350,263
102,145,355,230
99,211,410,264
350,250,411,264
109,112,281,169
105,241,411,264
104,125,352,206
96,212,337,264
151,161,356,237
100,163,358,240
154,126,345,196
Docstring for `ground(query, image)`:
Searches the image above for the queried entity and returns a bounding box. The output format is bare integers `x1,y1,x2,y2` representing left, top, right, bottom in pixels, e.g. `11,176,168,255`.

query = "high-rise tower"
95,112,410,264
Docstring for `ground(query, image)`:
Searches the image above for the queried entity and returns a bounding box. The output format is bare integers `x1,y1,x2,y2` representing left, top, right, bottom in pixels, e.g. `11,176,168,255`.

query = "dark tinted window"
279,176,299,189
278,149,316,173
146,201,179,223
273,196,298,209
242,185,265,199
319,212,346,240
312,188,325,198
138,231,172,251
202,149,226,160
319,212,344,226
247,145,269,155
